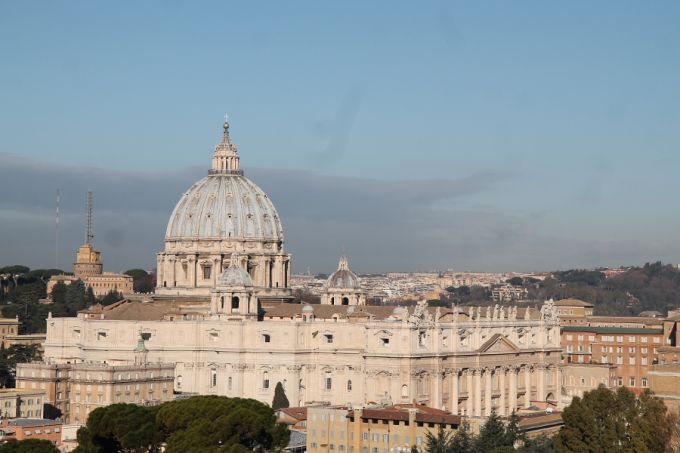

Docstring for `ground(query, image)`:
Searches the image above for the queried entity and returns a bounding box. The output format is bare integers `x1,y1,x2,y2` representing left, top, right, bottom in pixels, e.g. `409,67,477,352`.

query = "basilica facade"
37,119,562,419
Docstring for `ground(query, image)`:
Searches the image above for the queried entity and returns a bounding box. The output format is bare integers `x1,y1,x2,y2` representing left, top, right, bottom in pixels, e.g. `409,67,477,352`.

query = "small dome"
392,306,405,316
217,262,253,287
327,256,361,289
302,304,314,313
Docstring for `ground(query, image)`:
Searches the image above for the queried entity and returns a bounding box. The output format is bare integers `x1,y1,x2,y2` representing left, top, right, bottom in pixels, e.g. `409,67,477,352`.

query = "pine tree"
504,410,526,448
475,409,508,452
450,420,474,453
425,426,454,453
272,382,289,410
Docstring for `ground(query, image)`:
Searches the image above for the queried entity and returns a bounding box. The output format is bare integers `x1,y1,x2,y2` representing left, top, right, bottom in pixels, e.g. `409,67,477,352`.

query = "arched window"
231,296,240,310
324,372,332,390
342,297,349,305
347,380,352,392
177,375,183,389
330,297,335,305
401,384,408,398
263,372,270,389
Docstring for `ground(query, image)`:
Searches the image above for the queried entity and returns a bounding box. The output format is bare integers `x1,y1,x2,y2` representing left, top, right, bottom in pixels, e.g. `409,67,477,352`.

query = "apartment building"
307,405,461,453
0,389,46,418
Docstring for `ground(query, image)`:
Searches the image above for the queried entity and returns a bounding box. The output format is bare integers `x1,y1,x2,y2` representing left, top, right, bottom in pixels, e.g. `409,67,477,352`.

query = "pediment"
478,334,520,353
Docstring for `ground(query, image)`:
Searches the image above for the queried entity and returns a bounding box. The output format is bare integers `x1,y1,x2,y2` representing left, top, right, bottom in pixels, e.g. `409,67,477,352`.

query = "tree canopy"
124,269,155,294
0,439,60,453
554,386,670,453
74,396,290,453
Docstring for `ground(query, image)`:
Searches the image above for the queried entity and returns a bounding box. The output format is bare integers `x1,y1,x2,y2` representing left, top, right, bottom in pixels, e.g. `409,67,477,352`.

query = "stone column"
189,255,197,288
168,257,176,287
499,367,507,416
524,366,532,408
466,370,474,417
473,369,482,417
450,369,459,415
554,365,560,398
484,368,493,416
156,255,164,286
433,370,443,409
212,257,219,286
537,365,545,402
509,366,518,414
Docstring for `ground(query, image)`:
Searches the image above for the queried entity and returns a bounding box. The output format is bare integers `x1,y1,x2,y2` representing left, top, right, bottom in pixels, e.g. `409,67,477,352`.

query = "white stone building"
39,119,562,419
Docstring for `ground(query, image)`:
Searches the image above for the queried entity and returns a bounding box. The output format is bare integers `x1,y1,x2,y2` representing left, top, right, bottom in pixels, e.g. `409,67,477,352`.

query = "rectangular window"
653,337,661,344
641,347,648,354
203,266,211,280
641,357,648,365
629,336,636,342
324,334,334,344
577,335,584,341
629,377,636,387
629,347,635,353
629,357,636,365
642,377,648,387
617,356,623,364
616,336,623,342
383,434,388,443
589,335,595,341
641,337,648,343
381,338,390,348
566,335,573,341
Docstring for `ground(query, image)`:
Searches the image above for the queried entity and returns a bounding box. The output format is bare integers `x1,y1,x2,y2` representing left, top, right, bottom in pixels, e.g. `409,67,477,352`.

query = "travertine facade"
43,300,562,417
38,119,562,421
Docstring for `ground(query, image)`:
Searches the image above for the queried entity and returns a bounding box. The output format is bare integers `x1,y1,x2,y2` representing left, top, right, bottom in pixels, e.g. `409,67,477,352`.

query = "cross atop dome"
211,115,242,175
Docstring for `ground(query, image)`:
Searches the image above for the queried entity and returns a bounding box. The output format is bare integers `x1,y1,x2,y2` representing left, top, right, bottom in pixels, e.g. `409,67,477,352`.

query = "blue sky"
1,1,680,273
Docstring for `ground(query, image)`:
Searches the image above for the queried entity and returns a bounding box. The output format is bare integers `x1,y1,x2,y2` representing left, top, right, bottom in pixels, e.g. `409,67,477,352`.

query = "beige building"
36,120,562,422
0,389,46,419
561,363,614,398
553,299,594,318
16,336,174,424
307,404,460,453
649,363,680,411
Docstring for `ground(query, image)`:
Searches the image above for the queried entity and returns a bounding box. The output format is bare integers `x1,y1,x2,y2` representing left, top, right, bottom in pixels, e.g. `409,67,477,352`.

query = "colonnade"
426,364,559,417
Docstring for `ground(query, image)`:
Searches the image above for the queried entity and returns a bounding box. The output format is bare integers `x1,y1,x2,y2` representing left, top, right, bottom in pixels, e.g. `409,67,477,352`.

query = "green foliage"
506,277,524,286
272,381,290,410
554,386,670,453
426,299,450,308
156,395,290,453
553,269,605,286
423,413,533,453
475,409,509,452
521,435,554,453
0,439,60,453
75,404,163,453
100,290,123,306
425,426,455,453
449,420,474,453
0,344,37,388
0,266,30,275
124,269,155,293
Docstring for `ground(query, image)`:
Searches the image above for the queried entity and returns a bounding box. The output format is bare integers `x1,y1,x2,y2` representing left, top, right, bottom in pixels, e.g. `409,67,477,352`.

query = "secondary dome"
217,258,253,287
327,256,360,289
165,120,283,242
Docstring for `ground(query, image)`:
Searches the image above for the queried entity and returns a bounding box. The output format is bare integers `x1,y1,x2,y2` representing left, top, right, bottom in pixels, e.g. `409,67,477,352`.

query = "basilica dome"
155,119,292,299
165,173,283,241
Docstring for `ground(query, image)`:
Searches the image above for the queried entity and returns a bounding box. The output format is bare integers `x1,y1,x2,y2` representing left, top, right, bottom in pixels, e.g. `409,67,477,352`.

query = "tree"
521,435,554,453
504,411,526,447
74,404,163,453
425,426,454,453
100,290,122,306
475,409,510,452
124,269,155,294
156,395,290,453
554,386,670,453
272,381,290,410
507,277,524,286
450,420,474,453
0,439,60,453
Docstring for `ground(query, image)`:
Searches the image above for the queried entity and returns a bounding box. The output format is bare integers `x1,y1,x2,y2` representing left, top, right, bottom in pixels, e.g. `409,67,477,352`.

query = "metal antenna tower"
85,191,94,245
55,189,60,268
